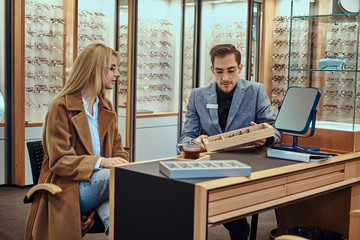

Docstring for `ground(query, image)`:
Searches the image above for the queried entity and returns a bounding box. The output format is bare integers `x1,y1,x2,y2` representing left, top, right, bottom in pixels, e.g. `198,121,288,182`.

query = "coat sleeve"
180,88,202,143
111,117,129,160
44,99,99,181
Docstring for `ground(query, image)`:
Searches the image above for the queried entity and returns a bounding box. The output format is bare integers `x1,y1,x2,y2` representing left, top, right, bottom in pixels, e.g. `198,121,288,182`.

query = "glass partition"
289,0,360,130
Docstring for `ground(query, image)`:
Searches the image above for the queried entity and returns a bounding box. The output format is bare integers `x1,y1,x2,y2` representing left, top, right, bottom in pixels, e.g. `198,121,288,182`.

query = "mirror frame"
274,86,321,135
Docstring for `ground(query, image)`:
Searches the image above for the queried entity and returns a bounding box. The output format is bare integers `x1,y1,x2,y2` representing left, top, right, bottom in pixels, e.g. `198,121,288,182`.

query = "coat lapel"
66,94,94,155
225,81,245,132
98,95,116,152
207,83,222,134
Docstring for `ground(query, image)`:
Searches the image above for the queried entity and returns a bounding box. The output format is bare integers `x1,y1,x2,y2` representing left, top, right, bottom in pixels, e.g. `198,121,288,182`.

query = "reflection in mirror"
0,91,4,122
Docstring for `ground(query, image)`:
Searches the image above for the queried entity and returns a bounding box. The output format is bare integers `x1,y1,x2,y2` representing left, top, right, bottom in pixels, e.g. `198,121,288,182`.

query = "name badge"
206,104,218,109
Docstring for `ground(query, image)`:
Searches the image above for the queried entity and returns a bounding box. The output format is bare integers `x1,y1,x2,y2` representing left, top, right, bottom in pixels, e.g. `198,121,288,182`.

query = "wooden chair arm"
23,183,62,203
275,235,308,240
350,209,360,217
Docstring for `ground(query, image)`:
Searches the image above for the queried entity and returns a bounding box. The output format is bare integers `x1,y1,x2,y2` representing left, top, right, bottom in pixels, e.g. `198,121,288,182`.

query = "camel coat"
24,93,129,240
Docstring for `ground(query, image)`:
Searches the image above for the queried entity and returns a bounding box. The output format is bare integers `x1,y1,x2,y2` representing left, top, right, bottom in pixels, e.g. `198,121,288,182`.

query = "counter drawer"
208,177,287,217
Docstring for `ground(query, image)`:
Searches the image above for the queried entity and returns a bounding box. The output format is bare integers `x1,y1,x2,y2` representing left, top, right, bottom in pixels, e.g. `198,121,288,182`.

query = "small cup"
177,141,202,159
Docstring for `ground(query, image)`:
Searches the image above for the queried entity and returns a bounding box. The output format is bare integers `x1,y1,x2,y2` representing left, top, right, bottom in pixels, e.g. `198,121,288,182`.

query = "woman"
25,43,129,240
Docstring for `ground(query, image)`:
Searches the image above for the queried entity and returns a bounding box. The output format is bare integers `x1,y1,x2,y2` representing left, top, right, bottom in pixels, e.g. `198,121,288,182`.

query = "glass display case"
135,0,181,114
289,0,359,131
199,0,249,87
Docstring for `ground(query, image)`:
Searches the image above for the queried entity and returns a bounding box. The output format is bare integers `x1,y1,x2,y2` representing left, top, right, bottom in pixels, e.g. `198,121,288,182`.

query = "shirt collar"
82,96,99,119
216,84,237,100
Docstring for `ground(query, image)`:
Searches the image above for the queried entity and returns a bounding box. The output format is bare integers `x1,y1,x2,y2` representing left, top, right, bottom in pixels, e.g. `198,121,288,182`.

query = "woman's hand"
100,157,128,168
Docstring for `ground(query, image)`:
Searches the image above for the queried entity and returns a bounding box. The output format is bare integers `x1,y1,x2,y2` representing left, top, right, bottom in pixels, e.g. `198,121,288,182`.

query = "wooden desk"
109,148,360,240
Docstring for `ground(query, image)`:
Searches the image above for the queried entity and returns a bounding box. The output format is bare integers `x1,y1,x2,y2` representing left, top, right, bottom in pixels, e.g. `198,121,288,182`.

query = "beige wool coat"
24,93,129,240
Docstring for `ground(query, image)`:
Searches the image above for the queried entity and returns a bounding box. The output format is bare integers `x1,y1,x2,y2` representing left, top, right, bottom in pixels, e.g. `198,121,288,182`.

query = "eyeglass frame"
109,65,121,72
212,66,240,79
324,51,345,59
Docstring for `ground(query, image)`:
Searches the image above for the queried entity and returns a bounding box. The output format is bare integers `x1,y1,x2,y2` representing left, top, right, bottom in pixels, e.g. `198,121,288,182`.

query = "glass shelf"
289,69,359,73
292,12,358,19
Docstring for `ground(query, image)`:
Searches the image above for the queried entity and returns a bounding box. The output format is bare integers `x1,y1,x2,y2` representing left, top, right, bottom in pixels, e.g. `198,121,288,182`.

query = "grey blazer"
180,79,281,144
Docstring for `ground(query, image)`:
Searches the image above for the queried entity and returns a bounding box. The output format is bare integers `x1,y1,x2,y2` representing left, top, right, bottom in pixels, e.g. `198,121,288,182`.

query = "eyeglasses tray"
159,160,251,179
203,123,275,152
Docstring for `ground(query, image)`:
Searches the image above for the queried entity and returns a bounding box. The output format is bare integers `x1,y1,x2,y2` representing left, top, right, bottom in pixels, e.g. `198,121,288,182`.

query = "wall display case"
290,0,359,126
273,0,360,152
199,0,249,87
134,0,182,161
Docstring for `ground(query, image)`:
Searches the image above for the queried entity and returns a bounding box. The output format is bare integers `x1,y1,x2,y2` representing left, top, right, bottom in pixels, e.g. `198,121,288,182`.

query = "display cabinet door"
133,0,183,161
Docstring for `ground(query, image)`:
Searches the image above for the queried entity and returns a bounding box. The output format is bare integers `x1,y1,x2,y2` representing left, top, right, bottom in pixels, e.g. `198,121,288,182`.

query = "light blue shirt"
82,96,102,169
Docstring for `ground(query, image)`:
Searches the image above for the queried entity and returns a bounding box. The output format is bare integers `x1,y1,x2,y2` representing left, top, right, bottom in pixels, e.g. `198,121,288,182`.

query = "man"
180,44,280,240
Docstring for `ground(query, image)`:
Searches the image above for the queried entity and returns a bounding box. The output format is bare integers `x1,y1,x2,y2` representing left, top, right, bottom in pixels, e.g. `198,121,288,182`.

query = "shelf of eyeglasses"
289,68,359,72
159,160,251,179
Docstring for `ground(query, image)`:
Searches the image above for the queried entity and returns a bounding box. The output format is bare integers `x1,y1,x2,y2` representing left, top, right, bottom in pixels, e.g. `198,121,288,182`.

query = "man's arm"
180,89,202,143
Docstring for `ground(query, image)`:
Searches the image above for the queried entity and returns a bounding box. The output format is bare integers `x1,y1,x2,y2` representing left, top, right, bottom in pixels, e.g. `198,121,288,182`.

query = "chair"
275,235,308,240
23,140,105,235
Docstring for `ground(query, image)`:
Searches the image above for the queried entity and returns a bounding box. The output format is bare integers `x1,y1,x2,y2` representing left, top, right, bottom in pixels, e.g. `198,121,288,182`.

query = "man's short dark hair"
210,44,241,66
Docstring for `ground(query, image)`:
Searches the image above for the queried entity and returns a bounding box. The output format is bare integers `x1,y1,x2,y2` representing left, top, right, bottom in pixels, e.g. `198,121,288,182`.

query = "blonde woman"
25,43,129,240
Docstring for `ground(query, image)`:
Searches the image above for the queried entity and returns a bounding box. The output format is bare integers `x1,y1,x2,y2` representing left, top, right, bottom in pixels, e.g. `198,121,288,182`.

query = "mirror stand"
271,108,320,152
271,86,321,153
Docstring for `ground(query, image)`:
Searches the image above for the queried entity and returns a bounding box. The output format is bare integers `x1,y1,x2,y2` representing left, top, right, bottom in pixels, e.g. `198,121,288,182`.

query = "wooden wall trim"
63,0,78,83
14,0,25,186
260,0,276,99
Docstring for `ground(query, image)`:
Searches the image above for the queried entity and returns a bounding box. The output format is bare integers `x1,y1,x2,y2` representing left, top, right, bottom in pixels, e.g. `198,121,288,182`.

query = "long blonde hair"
50,43,119,105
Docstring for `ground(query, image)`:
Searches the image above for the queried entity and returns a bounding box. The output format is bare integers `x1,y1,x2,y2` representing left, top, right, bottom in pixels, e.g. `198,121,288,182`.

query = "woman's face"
103,55,120,90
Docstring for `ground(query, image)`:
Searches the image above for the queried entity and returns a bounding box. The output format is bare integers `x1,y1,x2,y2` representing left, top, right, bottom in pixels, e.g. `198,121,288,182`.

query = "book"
267,148,332,162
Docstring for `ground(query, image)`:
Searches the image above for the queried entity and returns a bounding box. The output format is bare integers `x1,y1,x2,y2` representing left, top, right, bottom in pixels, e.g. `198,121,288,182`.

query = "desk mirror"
273,86,321,151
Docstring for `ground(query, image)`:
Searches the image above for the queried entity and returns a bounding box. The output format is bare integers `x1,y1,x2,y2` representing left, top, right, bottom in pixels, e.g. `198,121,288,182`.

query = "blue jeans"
79,168,110,236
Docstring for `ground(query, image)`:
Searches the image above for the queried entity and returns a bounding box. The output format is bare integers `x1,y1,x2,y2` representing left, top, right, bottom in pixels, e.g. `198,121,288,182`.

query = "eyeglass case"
319,58,346,70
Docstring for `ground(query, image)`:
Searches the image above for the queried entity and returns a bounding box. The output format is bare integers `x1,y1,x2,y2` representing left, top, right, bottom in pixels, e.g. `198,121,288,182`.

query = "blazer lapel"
207,83,222,134
225,81,245,132
66,94,94,155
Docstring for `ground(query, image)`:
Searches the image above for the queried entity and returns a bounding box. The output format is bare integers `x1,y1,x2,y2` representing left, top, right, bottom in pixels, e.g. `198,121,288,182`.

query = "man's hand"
100,157,128,168
193,135,208,152
250,121,266,147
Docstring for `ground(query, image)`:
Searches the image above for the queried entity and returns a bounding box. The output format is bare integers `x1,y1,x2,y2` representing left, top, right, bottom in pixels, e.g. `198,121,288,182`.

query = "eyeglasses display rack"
199,1,248,87
280,0,360,152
